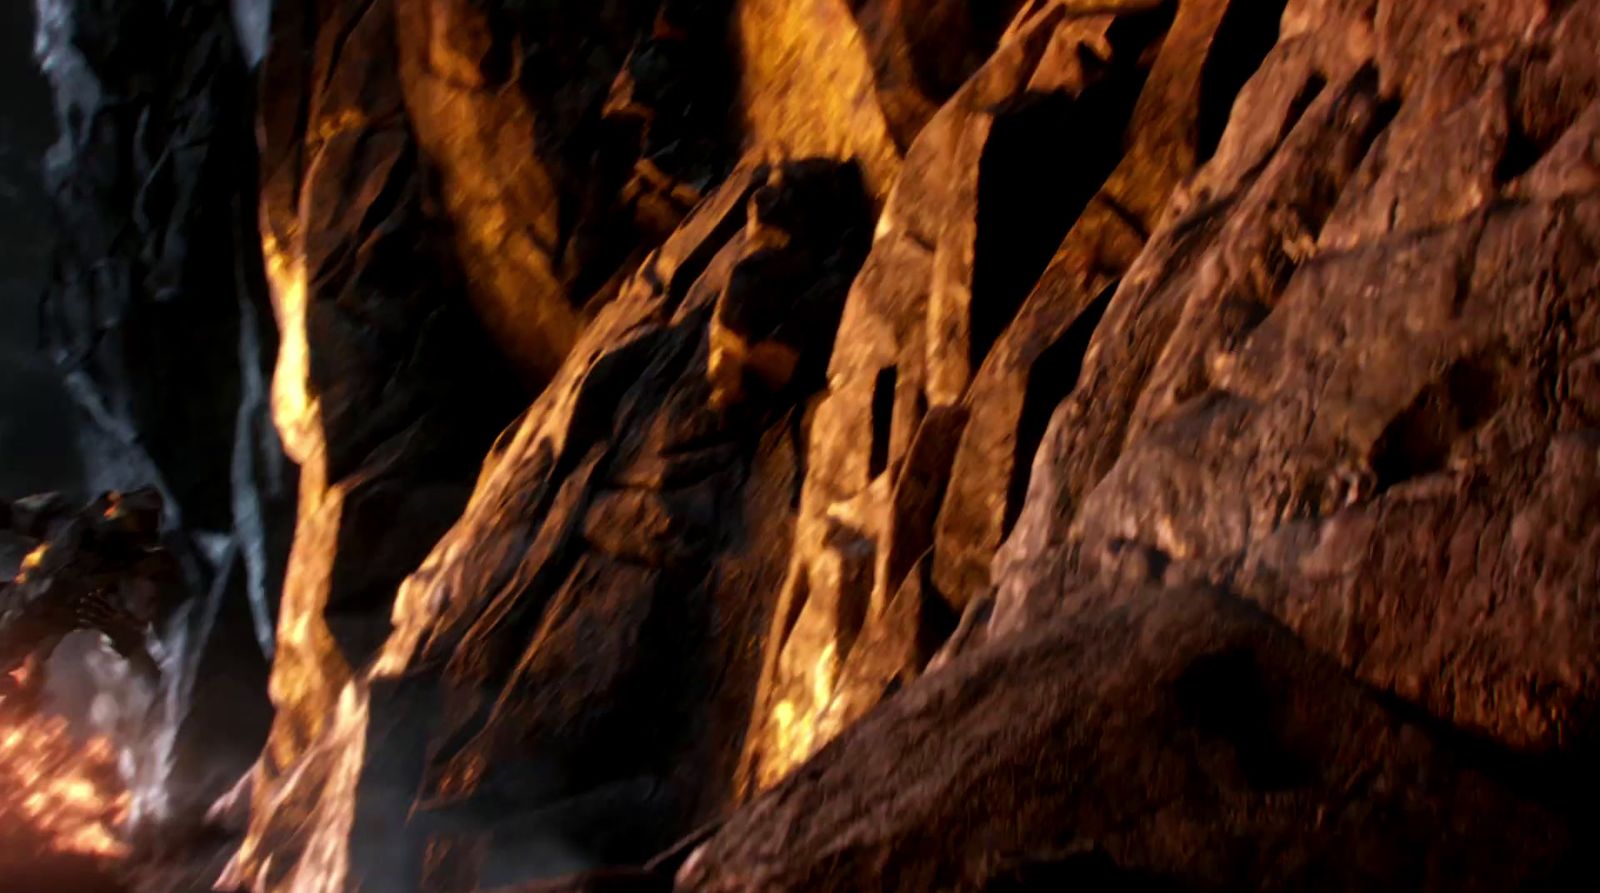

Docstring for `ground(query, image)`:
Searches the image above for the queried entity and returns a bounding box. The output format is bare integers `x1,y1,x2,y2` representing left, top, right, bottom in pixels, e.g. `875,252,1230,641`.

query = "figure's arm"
2,493,73,540
76,590,161,683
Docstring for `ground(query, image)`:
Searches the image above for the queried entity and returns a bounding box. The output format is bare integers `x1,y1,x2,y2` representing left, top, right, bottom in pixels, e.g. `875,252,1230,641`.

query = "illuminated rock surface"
22,0,1600,890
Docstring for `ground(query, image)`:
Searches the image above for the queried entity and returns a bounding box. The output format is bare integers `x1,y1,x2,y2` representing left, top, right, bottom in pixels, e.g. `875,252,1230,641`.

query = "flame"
0,712,129,858
18,543,48,580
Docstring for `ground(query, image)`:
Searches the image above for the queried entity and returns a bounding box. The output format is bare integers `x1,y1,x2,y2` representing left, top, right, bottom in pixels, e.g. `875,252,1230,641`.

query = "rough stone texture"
679,0,1600,889
738,0,1316,789
31,0,1598,889
392,0,740,386
666,0,1600,889
227,161,871,893
222,0,926,888
679,586,1582,892
238,0,527,882
992,0,1600,757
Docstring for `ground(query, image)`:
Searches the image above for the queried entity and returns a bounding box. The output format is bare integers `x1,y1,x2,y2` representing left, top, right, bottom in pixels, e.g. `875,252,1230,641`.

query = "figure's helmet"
98,488,164,548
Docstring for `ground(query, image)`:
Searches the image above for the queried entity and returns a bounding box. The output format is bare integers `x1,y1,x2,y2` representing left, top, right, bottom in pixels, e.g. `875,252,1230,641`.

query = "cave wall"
0,0,81,513
234,0,1600,890
27,0,1599,890
32,0,291,833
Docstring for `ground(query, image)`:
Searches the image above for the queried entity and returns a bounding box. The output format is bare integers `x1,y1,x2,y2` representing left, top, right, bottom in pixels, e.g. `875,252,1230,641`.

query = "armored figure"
0,488,176,714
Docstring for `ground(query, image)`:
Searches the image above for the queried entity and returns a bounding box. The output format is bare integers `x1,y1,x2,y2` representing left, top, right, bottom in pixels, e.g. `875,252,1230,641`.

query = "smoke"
230,0,271,67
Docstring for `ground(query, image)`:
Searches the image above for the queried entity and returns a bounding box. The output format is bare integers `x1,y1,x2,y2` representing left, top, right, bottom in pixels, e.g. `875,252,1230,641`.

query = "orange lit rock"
148,0,1600,889
733,0,904,200
232,0,527,886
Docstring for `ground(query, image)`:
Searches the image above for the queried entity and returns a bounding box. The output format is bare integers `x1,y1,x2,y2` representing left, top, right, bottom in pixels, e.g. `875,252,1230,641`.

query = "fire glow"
0,710,129,858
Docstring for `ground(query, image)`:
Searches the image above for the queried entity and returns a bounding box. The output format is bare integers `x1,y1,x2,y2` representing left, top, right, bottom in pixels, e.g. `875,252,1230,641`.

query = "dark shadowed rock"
231,161,871,893
679,585,1578,893
231,0,528,884
34,0,289,840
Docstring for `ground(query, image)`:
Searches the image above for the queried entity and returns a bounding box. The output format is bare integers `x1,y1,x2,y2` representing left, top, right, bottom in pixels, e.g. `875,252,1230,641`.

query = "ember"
0,709,128,859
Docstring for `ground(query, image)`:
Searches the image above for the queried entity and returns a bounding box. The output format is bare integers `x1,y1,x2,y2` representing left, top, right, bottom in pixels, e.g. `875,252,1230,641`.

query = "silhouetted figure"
0,488,176,714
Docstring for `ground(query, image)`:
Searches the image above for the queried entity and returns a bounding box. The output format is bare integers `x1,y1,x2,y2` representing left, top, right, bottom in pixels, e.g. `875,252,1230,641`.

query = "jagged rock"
232,0,528,883
37,0,1593,889
393,0,739,386
229,160,870,892
846,0,1026,151
732,0,904,199
739,0,1285,789
932,0,1289,607
992,0,1600,760
677,585,1581,892
666,0,1599,889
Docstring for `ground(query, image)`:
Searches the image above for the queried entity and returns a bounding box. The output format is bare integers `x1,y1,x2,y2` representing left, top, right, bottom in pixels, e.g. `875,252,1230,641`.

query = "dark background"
0,0,83,515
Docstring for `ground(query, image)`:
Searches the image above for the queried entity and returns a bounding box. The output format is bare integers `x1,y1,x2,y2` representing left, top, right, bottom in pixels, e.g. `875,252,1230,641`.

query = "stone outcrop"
680,585,1581,893
249,158,870,892
685,0,1600,889
25,0,1600,890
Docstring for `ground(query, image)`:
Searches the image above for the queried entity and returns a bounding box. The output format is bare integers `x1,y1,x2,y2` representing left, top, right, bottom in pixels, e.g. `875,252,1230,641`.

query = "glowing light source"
0,712,129,858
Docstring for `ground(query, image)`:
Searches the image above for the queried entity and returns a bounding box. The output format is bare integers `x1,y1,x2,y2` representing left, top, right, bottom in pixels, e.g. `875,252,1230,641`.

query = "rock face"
30,0,1600,890
680,586,1577,893
685,0,1600,889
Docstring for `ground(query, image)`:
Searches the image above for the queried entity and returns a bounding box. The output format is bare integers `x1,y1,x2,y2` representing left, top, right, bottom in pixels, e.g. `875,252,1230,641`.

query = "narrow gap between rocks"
967,1,1175,375
869,366,897,479
1196,0,1294,164
1003,282,1116,538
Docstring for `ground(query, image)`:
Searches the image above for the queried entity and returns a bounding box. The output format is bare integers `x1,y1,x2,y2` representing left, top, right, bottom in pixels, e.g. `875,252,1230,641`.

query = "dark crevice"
1369,353,1505,492
913,562,960,666
1495,117,1545,185
824,520,876,657
1278,73,1328,145
1248,71,1397,313
869,366,897,479
1303,71,1399,245
1337,67,1402,178
1174,647,1315,792
1003,282,1115,537
1102,0,1179,65
968,1,1172,374
1494,66,1567,187
778,566,811,652
885,405,968,595
355,139,417,241
1195,0,1293,164
1098,193,1152,241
